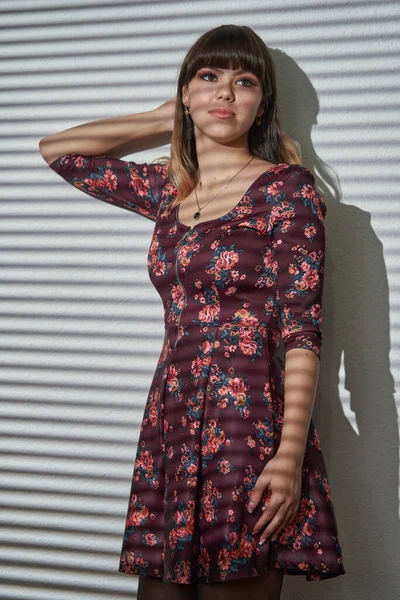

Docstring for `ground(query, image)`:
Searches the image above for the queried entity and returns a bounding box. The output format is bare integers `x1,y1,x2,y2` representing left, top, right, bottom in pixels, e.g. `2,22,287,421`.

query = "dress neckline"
175,163,289,230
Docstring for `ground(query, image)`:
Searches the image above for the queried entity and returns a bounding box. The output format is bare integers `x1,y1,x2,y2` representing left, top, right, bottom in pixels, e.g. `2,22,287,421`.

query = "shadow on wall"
273,48,400,600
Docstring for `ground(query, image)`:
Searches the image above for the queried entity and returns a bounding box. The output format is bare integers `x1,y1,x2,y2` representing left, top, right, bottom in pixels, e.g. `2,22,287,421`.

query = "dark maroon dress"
49,153,345,584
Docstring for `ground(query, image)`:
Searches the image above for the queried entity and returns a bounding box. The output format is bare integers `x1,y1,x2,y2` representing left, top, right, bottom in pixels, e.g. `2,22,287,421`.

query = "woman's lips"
209,110,235,119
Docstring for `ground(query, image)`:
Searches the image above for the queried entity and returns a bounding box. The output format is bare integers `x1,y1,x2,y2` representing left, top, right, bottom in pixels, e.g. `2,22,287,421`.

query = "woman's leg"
197,568,284,600
137,575,197,600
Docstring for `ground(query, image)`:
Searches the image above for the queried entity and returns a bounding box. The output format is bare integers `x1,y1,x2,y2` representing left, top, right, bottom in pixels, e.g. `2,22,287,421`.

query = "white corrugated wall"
1,1,399,598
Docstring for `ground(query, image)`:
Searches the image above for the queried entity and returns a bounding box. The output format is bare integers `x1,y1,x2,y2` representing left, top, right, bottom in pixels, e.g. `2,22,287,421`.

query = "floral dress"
49,153,345,584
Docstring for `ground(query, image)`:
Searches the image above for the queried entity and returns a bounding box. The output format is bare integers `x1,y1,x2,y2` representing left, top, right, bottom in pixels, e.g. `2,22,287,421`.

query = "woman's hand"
248,453,303,545
155,96,177,133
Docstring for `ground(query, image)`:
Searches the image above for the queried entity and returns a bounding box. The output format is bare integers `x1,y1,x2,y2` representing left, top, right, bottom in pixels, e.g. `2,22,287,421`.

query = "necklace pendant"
193,211,201,220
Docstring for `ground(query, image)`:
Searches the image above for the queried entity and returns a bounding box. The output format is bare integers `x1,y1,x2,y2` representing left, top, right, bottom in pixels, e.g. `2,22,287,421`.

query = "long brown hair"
158,24,301,214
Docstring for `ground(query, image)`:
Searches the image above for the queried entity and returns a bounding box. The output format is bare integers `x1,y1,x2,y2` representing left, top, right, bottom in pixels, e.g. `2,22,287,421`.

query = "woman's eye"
200,71,217,81
238,78,255,87
199,71,255,87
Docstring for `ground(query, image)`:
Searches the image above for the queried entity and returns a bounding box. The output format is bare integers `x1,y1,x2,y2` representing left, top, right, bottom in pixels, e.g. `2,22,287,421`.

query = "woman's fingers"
271,504,299,542
257,505,290,545
247,474,271,513
251,497,284,535
258,502,299,544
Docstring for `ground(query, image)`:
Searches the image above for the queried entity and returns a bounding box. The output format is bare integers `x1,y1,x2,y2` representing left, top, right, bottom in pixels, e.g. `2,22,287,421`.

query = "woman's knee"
137,574,197,600
196,568,284,600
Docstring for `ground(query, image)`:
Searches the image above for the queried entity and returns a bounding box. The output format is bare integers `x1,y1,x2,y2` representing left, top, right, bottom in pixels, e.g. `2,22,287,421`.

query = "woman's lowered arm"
276,347,320,466
270,167,327,464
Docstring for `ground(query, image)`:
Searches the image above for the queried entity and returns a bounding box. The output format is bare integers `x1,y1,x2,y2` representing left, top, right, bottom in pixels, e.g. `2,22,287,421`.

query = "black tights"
137,568,284,600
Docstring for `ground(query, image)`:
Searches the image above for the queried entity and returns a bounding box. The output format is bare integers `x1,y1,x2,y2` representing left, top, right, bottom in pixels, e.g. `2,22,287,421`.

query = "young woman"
40,24,345,600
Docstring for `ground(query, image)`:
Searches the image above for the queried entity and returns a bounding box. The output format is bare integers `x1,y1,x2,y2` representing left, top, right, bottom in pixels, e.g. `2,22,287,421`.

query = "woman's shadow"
272,49,400,600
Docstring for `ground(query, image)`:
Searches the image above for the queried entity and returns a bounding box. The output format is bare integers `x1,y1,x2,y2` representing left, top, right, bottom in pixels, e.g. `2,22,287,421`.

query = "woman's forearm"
39,108,171,166
276,348,320,466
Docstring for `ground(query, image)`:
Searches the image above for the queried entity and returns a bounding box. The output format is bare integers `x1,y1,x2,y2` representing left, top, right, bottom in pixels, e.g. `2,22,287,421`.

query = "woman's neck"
193,129,253,188
195,150,256,189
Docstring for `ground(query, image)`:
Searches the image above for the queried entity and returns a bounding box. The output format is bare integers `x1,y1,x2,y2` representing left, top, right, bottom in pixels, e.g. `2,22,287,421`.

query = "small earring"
184,105,191,115
256,115,262,126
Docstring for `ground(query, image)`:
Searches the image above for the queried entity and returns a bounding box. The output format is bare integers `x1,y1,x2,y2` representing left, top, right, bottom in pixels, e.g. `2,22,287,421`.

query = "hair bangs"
185,25,266,86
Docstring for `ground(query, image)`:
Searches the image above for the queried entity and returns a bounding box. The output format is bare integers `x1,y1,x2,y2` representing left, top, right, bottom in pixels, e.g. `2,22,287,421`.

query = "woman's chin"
193,124,246,144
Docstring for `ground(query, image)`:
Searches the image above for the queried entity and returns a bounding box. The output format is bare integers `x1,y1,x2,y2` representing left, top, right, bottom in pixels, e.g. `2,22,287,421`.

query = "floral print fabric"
49,153,345,584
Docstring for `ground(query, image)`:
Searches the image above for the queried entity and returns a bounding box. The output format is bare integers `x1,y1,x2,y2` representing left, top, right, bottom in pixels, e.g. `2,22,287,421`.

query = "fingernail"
248,502,255,514
271,535,277,541
259,538,267,546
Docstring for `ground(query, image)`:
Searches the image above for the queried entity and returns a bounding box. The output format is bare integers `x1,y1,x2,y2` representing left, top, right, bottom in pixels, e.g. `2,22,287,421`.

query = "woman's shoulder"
255,159,313,177
268,162,316,188
280,162,314,177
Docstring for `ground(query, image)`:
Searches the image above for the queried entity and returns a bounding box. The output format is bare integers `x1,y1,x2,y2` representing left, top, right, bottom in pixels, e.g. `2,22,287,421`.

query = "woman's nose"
216,86,234,101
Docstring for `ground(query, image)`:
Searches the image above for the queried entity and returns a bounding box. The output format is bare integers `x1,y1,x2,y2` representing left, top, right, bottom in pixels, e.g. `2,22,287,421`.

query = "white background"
1,1,399,598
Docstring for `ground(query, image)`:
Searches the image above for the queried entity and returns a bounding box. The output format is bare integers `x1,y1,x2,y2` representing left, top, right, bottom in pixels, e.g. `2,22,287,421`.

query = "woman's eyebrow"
208,67,255,76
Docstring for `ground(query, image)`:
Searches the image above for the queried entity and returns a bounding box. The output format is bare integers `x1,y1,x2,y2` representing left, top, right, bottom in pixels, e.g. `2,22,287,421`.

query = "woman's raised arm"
39,97,176,166
39,98,177,222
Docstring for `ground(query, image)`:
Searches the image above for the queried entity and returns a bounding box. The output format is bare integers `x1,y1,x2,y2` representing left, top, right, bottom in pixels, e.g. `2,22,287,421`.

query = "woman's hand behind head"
155,96,177,133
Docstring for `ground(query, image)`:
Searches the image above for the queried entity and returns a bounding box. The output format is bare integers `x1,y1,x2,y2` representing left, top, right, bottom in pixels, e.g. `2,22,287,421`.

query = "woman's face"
182,66,265,144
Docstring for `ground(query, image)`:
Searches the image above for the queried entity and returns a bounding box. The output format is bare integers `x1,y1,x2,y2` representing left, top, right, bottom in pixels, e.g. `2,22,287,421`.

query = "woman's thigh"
196,568,284,600
137,574,197,600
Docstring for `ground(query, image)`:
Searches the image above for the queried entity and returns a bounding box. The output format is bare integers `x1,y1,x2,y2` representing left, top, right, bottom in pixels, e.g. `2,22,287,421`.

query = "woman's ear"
182,84,189,106
256,99,266,117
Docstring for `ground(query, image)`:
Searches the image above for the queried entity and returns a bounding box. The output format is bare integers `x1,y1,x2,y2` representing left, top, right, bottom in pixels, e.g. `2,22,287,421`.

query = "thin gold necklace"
192,156,255,220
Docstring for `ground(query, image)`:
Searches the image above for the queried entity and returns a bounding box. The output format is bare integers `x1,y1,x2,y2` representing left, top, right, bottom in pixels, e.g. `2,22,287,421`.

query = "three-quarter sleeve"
49,153,170,222
267,167,327,360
